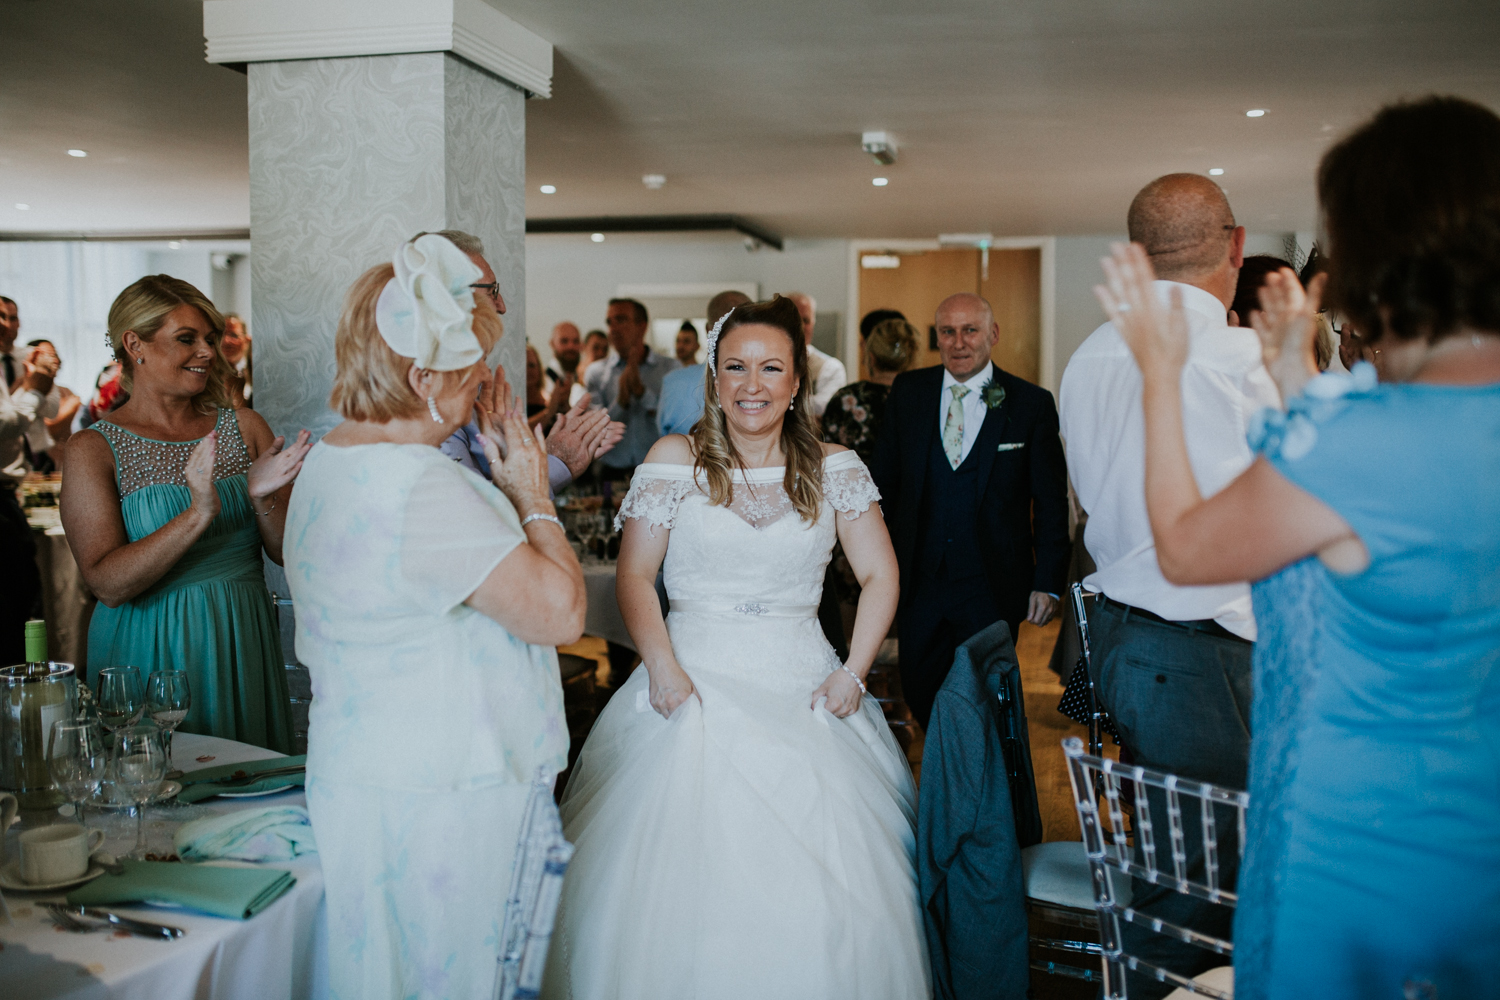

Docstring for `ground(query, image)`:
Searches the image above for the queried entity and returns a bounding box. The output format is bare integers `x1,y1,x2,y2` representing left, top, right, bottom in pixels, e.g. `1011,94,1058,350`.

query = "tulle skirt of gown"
543,612,932,1000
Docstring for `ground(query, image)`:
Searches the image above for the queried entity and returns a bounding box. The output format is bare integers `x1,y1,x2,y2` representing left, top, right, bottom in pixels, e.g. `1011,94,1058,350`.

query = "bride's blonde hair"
692,296,824,522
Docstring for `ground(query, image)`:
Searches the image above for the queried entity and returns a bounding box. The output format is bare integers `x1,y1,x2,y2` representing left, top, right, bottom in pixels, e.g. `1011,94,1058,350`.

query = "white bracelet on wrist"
838,663,868,695
520,512,565,531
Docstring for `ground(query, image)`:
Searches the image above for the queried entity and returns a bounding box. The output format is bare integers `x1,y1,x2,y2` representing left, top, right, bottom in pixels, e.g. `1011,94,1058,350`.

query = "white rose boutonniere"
982,382,1007,410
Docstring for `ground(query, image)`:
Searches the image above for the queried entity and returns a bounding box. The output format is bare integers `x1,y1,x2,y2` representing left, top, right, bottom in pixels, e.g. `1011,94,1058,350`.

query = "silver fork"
42,902,107,933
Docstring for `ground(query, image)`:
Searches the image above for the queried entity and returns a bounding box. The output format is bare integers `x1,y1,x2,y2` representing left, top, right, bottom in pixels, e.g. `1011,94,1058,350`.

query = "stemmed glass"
48,720,108,829
145,670,191,778
96,666,145,739
574,513,598,564
109,725,168,860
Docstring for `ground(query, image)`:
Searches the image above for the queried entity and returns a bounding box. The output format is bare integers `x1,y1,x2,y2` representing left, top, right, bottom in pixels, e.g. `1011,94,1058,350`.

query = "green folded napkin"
177,754,307,804
67,859,296,919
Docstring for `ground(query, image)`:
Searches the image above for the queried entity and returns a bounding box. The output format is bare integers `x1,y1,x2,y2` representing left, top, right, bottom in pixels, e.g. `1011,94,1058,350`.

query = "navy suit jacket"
870,363,1070,623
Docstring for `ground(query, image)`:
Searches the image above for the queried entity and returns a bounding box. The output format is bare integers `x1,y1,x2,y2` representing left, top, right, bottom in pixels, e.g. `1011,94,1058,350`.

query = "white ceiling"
3,0,1499,239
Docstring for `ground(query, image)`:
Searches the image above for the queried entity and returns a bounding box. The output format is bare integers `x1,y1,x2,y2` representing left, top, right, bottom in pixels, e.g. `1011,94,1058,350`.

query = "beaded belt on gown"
669,600,819,619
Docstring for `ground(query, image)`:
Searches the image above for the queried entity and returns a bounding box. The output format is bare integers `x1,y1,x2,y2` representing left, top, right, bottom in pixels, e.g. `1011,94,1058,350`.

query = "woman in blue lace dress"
1096,97,1500,999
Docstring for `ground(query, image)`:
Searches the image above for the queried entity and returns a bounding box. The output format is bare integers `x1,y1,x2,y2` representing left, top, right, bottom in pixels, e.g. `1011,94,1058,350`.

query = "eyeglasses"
469,282,502,307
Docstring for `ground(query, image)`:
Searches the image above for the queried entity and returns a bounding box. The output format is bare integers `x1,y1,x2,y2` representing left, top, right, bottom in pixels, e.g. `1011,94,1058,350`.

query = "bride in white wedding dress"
543,297,931,1000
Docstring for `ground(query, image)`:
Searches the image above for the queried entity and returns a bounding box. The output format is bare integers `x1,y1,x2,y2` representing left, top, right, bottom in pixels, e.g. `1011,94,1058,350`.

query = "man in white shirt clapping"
1059,173,1279,998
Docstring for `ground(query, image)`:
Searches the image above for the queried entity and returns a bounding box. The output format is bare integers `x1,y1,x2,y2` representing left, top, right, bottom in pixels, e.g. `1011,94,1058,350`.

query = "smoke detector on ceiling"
642,174,666,190
861,131,898,166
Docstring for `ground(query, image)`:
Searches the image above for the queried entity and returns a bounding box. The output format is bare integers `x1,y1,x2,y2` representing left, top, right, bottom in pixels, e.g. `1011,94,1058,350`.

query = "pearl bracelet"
252,498,276,517
521,512,565,531
839,663,868,695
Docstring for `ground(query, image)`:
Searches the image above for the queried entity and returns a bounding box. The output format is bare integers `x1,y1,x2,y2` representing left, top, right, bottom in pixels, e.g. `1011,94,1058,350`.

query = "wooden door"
857,246,1041,384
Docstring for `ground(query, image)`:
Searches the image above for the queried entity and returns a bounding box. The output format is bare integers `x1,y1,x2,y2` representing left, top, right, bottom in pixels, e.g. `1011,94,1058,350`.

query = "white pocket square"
996,442,1026,451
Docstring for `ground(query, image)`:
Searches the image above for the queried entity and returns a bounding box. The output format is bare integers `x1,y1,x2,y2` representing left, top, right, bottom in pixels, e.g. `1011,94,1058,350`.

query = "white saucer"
0,859,107,893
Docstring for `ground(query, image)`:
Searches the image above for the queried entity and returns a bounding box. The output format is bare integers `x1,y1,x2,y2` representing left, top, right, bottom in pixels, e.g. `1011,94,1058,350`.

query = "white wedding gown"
543,450,931,1000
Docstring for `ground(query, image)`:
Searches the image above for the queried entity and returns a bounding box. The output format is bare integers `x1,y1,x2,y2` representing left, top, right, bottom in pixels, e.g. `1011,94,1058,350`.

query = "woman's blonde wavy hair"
106,274,232,413
329,261,502,421
692,295,824,522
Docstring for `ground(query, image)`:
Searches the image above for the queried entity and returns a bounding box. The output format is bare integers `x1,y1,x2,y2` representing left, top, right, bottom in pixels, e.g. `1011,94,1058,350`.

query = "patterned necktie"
943,384,970,469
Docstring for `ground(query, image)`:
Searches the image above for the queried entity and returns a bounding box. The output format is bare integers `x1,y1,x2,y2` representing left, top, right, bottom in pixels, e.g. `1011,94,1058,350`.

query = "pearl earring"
427,394,443,424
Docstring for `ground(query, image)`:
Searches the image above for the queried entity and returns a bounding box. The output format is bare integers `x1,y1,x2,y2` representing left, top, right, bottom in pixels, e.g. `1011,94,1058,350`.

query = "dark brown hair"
1318,96,1500,344
693,295,824,522
1231,255,1293,323
607,297,648,325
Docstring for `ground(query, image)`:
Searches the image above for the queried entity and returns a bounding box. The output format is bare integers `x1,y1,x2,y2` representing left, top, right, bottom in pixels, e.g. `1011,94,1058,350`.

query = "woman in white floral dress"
545,297,931,999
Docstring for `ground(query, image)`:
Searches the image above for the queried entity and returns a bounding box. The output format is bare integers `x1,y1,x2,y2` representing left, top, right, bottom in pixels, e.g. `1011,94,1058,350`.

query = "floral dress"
820,381,891,465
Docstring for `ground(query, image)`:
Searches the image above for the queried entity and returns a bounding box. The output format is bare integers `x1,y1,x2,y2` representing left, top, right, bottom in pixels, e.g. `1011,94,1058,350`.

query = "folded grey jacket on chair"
918,620,1042,1000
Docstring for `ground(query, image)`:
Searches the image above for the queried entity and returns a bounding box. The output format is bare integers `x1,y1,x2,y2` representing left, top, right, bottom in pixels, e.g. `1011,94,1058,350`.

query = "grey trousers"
1086,595,1252,1000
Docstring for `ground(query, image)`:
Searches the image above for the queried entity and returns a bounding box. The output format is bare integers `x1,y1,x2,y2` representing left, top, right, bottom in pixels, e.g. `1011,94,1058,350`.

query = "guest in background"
675,320,700,365
20,340,81,472
658,290,752,438
221,313,252,407
1099,95,1500,1000
821,316,918,464
81,360,127,428
0,293,48,663
283,233,584,1000
583,328,610,366
545,321,588,409
429,231,623,490
871,292,1069,728
1059,173,1276,997
61,274,312,752
1233,256,1335,370
785,292,848,417
860,307,906,340
585,297,679,478
525,344,550,421
1296,249,1337,371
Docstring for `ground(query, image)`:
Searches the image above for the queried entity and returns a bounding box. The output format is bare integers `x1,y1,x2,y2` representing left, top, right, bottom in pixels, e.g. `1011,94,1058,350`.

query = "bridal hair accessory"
375,234,485,372
704,309,735,374
838,663,868,696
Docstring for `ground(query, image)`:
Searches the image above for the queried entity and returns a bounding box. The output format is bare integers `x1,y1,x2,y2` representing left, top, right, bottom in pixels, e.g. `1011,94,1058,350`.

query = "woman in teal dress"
1096,97,1500,998
61,275,311,752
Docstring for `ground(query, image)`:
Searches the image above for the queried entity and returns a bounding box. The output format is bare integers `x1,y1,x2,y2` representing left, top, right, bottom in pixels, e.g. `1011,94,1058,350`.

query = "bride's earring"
427,393,443,424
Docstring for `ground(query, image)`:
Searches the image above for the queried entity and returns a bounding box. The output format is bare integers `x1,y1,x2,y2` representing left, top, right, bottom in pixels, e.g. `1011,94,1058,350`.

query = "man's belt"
1093,592,1252,645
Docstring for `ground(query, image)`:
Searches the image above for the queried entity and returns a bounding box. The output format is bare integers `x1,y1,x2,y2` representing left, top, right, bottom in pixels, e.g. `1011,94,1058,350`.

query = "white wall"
525,233,849,361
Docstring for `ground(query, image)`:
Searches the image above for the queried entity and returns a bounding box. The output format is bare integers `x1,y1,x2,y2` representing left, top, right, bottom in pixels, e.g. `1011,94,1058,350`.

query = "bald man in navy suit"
870,293,1070,727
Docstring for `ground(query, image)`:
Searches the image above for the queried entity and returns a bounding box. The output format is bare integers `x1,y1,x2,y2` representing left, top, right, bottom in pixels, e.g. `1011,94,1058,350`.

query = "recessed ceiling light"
590,233,605,243
539,184,556,194
642,174,666,190
67,149,88,157
15,203,29,211
168,241,181,249
872,177,889,187
1246,109,1267,118
1209,168,1225,176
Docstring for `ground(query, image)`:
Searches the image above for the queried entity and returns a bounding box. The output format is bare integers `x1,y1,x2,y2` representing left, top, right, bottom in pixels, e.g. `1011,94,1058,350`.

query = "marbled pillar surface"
247,51,526,592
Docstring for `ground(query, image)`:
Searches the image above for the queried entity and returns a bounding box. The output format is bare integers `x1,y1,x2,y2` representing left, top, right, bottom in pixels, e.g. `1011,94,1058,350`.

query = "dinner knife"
70,905,187,939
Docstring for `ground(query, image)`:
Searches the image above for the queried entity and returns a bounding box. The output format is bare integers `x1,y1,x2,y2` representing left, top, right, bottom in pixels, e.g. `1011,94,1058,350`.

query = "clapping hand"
547,396,626,478
247,430,313,502
477,401,550,513
184,431,222,524
1251,268,1325,402
811,667,864,719
21,350,59,395
1095,242,1189,380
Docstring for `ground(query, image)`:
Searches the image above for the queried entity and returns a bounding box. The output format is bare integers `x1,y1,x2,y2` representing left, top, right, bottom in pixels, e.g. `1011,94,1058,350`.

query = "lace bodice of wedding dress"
616,448,879,612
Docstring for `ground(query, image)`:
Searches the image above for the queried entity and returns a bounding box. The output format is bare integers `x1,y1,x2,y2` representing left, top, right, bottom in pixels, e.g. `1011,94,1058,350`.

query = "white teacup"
18,824,105,885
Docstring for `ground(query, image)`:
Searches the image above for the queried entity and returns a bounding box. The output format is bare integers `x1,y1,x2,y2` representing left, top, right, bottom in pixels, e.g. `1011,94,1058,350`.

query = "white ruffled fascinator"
374,234,485,371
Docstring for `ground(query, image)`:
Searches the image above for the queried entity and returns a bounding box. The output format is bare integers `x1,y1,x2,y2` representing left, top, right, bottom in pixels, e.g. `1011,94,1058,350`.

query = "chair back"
1070,583,1105,755
496,769,574,1000
1062,737,1247,999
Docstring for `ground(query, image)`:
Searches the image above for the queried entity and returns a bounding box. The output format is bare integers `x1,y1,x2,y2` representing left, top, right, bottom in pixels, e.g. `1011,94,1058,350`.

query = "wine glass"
109,725,168,860
96,666,145,739
48,720,108,829
574,513,597,564
145,670,191,778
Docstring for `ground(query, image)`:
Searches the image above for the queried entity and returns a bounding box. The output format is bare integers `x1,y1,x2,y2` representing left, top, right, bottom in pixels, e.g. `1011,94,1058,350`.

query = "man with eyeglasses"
410,231,623,490
1058,173,1279,998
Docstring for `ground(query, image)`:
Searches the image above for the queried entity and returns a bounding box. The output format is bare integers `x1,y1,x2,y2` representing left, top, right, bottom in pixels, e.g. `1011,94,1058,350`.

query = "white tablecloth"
581,563,670,654
0,733,327,1000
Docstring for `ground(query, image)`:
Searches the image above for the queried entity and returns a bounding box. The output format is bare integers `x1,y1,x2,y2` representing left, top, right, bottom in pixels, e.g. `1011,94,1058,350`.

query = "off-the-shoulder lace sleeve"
822,450,880,521
614,466,699,534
